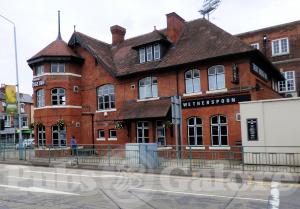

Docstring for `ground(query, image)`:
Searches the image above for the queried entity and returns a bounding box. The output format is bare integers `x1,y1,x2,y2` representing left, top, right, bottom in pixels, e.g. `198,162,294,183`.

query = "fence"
0,144,299,173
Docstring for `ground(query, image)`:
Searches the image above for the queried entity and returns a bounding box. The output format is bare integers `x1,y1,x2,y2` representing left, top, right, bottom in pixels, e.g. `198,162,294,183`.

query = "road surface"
0,164,299,209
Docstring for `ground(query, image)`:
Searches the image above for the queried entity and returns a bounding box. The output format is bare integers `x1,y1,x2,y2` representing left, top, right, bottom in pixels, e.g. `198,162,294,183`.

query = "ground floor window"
137,121,149,143
156,121,166,146
52,125,66,147
211,115,228,146
38,126,46,147
188,117,203,146
109,129,117,139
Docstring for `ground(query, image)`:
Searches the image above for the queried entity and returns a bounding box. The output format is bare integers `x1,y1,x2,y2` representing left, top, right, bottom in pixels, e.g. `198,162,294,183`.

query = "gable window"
154,44,161,60
38,125,46,147
51,88,66,106
211,115,228,146
139,77,158,99
156,121,166,146
272,38,289,56
139,48,146,63
188,117,203,146
279,71,296,93
52,125,66,147
35,65,44,76
185,69,201,94
250,43,259,50
97,84,115,110
51,63,65,73
36,89,45,107
208,65,225,91
146,46,153,62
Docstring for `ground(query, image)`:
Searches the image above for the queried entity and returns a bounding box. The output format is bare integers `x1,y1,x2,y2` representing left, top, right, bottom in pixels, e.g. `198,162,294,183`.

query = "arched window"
208,65,225,91
52,125,66,147
187,117,203,146
139,77,158,99
51,88,66,105
211,115,228,146
185,69,200,94
38,125,46,147
36,89,45,107
97,84,115,110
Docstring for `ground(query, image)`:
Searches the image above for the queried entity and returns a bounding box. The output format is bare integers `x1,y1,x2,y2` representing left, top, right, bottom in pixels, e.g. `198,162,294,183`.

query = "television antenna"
199,0,221,21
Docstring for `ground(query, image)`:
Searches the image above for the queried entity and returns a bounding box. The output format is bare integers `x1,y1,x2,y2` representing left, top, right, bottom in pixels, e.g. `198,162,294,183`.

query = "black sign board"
232,64,240,84
182,94,251,109
247,118,258,141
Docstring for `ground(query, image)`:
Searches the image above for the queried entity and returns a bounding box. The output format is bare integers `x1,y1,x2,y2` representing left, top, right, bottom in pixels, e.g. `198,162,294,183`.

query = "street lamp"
0,14,23,159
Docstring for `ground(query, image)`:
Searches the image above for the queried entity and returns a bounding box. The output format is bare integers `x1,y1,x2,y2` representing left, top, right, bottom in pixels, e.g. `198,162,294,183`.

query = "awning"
118,98,171,120
16,129,32,134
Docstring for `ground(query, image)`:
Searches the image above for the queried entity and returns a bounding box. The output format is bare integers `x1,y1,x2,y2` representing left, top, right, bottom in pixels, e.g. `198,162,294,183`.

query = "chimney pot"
110,25,126,45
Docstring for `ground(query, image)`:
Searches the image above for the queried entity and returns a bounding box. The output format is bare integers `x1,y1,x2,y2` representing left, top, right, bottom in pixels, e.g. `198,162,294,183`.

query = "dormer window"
139,44,161,63
51,63,65,73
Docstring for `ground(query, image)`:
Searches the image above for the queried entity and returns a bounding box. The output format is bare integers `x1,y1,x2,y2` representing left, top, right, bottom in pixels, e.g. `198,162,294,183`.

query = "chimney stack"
110,25,126,45
166,12,185,44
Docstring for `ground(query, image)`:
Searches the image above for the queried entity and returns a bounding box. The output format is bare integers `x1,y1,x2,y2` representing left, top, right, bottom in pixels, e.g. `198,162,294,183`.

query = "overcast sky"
1,0,299,94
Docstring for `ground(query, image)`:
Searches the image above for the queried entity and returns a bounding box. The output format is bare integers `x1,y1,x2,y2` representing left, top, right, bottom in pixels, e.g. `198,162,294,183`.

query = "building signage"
251,63,268,80
232,64,240,84
32,79,45,87
247,118,258,141
182,94,251,109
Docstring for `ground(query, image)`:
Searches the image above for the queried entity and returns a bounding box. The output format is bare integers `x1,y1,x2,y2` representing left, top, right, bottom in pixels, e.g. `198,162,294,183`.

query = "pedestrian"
70,136,77,156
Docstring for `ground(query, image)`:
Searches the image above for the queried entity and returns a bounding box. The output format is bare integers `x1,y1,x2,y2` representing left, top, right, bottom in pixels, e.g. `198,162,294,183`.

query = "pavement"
0,164,299,208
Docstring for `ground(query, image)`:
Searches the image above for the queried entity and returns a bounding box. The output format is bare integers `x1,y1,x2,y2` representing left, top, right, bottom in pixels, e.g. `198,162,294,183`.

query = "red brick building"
27,13,283,150
237,20,300,98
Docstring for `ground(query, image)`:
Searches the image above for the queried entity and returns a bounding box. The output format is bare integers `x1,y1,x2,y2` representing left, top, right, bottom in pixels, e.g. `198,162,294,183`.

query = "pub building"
27,12,284,151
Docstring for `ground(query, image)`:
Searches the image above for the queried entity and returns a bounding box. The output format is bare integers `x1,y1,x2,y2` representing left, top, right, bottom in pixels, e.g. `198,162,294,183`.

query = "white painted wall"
240,97,300,165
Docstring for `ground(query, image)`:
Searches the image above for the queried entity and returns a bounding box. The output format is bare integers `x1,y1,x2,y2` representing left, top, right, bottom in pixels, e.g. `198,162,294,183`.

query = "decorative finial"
74,25,76,32
57,10,62,40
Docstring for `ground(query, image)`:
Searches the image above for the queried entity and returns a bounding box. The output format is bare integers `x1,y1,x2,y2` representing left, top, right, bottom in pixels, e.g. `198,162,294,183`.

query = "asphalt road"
0,164,299,209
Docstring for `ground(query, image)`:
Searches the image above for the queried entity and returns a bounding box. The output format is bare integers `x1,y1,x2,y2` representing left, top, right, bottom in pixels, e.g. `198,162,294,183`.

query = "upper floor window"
51,88,66,106
4,115,11,127
20,103,25,113
35,65,44,76
97,84,115,110
185,69,201,94
272,38,289,56
138,44,161,63
22,116,28,128
51,63,65,73
188,117,203,146
250,43,259,50
139,77,158,99
36,89,45,108
279,71,296,93
211,115,228,146
208,65,225,91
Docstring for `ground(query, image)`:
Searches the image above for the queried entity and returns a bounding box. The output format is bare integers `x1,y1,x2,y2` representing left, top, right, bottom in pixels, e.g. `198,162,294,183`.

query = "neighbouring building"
240,97,300,165
0,85,34,144
237,20,300,98
27,12,283,150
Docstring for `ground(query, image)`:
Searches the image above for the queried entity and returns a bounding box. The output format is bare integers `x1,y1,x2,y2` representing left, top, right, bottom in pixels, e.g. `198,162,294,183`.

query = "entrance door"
137,121,149,143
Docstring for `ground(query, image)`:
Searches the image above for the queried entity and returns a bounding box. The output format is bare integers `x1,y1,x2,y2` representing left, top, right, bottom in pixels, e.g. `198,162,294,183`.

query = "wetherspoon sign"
182,94,251,109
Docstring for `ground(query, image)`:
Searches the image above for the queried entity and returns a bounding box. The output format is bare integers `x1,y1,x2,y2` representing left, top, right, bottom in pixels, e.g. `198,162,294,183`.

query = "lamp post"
0,14,23,160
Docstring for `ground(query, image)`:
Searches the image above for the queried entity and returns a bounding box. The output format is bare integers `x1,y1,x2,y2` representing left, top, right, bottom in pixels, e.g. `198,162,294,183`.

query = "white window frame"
146,46,153,62
35,65,44,76
272,38,289,56
20,103,25,113
137,121,149,143
208,65,226,91
139,77,158,99
22,116,28,128
185,69,201,94
278,71,296,93
97,84,115,110
51,63,65,73
156,120,166,146
4,115,11,128
98,129,105,141
51,88,66,106
36,89,45,108
38,125,46,147
139,48,146,63
250,43,259,50
187,117,203,146
109,129,117,140
52,125,66,147
154,44,160,60
211,115,228,146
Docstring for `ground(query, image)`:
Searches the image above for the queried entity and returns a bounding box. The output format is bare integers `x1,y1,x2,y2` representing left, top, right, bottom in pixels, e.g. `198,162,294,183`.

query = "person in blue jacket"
70,136,77,156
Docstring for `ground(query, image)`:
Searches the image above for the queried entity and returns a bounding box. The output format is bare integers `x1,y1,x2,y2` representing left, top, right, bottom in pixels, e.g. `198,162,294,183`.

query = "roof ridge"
75,31,111,46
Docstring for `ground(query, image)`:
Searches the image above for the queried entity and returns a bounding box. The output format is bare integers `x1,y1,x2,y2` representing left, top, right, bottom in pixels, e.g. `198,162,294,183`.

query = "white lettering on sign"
32,80,45,87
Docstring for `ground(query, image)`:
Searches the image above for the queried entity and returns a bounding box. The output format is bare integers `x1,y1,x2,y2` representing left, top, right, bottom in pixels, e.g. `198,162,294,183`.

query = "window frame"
250,43,259,50
4,115,11,127
185,69,201,94
156,120,166,146
38,125,46,147
187,117,203,146
208,65,226,91
22,116,28,128
138,77,158,99
36,89,45,108
139,47,146,63
153,44,161,60
146,45,153,62
35,65,44,76
109,129,117,139
97,84,115,111
98,129,105,140
210,115,228,146
137,121,149,143
278,71,296,93
51,63,65,73
52,125,66,147
271,38,289,56
51,88,66,106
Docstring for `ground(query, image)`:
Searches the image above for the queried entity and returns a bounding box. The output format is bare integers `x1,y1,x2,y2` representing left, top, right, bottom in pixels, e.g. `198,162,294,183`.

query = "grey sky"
0,0,299,94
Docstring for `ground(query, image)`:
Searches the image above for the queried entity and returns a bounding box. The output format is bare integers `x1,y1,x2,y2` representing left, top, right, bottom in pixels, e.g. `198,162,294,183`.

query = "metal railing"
0,144,299,173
